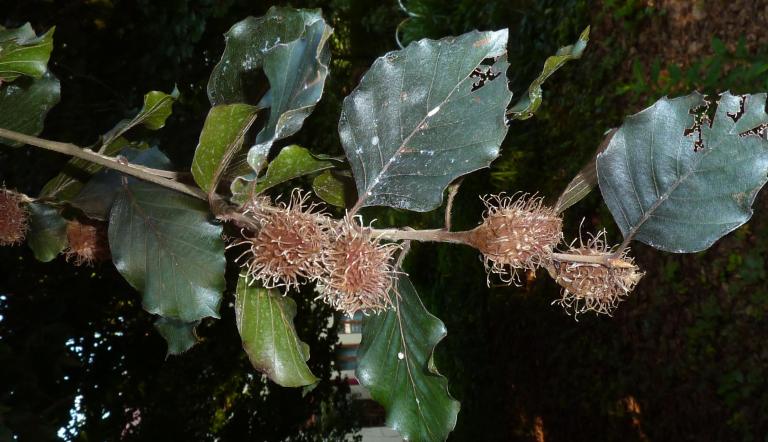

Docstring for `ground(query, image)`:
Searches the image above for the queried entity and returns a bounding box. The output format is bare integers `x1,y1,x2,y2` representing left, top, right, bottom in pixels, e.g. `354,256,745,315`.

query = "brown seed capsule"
550,231,644,318
316,216,400,316
236,190,330,291
0,188,29,246
467,193,563,285
65,219,111,266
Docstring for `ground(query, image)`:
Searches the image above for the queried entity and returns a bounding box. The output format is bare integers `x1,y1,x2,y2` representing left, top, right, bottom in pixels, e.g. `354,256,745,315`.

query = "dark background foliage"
2,0,768,440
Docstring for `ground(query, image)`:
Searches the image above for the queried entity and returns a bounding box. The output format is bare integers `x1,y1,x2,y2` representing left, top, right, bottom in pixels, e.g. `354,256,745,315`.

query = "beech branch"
0,128,206,200
1,128,626,269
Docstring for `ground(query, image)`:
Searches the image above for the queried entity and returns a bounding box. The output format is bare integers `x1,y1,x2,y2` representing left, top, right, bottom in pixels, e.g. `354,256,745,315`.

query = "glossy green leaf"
0,25,54,82
312,170,354,207
108,148,225,322
26,202,67,262
597,92,768,253
248,145,334,196
235,277,318,387
246,16,332,171
340,30,512,212
191,104,259,194
356,275,460,442
508,27,589,121
0,71,60,147
207,7,327,106
39,137,133,201
154,317,199,356
101,89,179,147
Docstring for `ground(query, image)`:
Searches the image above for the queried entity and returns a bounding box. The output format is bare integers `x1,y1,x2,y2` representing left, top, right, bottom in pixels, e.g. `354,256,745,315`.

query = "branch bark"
0,128,206,200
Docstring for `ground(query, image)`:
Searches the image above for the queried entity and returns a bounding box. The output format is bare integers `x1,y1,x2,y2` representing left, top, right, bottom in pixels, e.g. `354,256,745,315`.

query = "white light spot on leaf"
397,352,404,360
427,106,440,117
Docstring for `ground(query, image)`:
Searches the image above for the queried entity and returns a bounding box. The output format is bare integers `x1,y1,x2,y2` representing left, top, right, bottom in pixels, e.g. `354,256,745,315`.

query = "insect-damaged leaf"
356,275,460,442
340,30,512,212
108,148,225,322
235,277,318,387
597,92,768,253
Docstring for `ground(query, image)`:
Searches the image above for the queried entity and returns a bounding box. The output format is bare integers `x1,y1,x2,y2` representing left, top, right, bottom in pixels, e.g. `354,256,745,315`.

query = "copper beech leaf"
597,92,768,253
235,277,318,387
108,148,225,322
340,30,512,212
356,275,460,442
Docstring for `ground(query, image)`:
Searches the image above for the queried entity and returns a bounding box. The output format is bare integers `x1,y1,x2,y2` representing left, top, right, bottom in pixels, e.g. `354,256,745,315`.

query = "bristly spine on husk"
233,190,331,292
316,215,400,317
64,219,111,266
550,230,644,318
468,193,563,285
0,187,29,246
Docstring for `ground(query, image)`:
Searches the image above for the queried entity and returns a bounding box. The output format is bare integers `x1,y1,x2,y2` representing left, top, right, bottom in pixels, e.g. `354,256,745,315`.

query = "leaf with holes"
597,92,768,253
108,148,225,322
340,30,512,212
235,277,318,387
0,24,54,82
356,275,460,442
26,202,67,262
191,104,259,194
508,27,589,121
154,317,199,356
0,71,60,147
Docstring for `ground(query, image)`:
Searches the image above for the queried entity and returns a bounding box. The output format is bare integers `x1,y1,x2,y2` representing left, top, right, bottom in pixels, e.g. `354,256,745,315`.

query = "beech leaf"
235,277,318,387
0,25,54,82
356,275,460,441
597,92,768,252
108,148,225,322
26,202,67,262
191,104,259,194
0,71,60,147
340,30,512,212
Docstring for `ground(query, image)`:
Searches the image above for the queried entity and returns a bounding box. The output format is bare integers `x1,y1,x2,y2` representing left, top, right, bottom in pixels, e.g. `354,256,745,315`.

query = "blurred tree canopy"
2,0,768,440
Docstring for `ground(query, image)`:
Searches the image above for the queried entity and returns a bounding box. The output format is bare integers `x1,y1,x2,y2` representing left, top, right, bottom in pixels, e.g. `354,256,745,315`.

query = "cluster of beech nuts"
1,184,644,318
233,190,643,317
233,191,400,315
0,187,111,266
